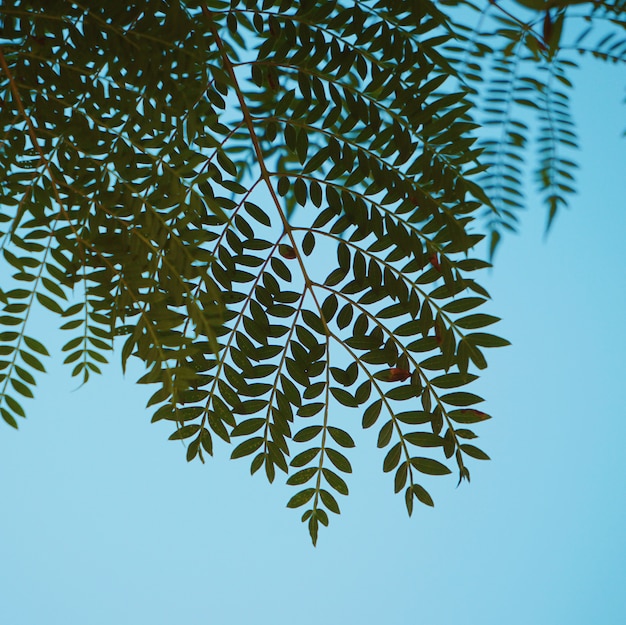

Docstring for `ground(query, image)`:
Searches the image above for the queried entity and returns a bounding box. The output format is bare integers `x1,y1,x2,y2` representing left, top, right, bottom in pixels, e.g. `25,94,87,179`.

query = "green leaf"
5,395,25,418
36,293,63,314
412,484,434,507
169,424,201,441
290,447,321,467
302,232,315,255
330,387,358,407
271,257,292,282
442,298,486,314
394,463,408,493
1,408,18,429
404,432,443,448
19,350,46,373
201,429,213,455
244,201,271,227
186,438,201,462
326,448,352,473
301,310,325,335
456,314,500,330
231,419,265,436
467,333,511,348
10,379,33,398
377,421,393,448
321,295,338,322
394,320,424,336
411,457,452,476
383,442,402,472
441,392,484,407
327,427,355,448
286,488,316,509
320,489,340,514
385,386,420,401
395,411,432,425
294,426,322,443
213,396,235,427
24,336,50,356
297,403,325,417
336,304,353,330
449,409,491,424
287,467,318,486
460,444,491,460
431,373,477,389
234,400,269,415
322,468,349,496
208,411,231,443
362,399,382,428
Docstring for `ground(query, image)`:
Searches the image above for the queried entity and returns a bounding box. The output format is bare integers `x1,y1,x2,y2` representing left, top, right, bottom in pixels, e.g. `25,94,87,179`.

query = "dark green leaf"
169,424,201,441
456,314,500,330
287,467,318,486
460,444,490,460
411,457,451,476
10,379,33,398
290,447,321,467
394,463,408,493
35,293,63,314
302,231,315,256
322,468,349,496
297,403,325,417
467,333,511,348
449,409,491,424
377,420,393,448
442,298,486,314
326,448,352,473
24,336,50,356
362,399,382,428
412,484,434,507
441,392,484,407
336,304,353,330
320,489,340,514
327,427,355,448
294,426,322,442
383,442,402,472
395,411,431,425
231,419,265,437
431,373,478,389
330,387,358,407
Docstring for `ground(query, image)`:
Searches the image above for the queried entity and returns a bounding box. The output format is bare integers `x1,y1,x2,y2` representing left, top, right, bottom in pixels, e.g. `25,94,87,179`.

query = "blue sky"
1,24,625,625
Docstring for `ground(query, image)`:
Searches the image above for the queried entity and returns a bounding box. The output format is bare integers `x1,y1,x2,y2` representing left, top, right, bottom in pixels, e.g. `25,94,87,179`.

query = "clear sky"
1,24,625,625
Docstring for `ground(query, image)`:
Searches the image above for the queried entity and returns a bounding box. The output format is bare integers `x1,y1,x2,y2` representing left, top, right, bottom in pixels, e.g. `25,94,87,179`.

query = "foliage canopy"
0,0,623,543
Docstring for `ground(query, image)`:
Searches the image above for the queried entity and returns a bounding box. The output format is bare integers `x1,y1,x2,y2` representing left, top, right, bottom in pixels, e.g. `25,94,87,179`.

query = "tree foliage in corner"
444,0,625,251
0,0,622,543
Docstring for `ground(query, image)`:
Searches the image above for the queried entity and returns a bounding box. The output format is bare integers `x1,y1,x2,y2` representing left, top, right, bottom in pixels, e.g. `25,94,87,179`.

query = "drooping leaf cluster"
1,0,619,543
441,0,625,253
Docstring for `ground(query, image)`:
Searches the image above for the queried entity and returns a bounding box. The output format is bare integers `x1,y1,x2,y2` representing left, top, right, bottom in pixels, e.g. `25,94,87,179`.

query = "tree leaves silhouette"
0,0,621,543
